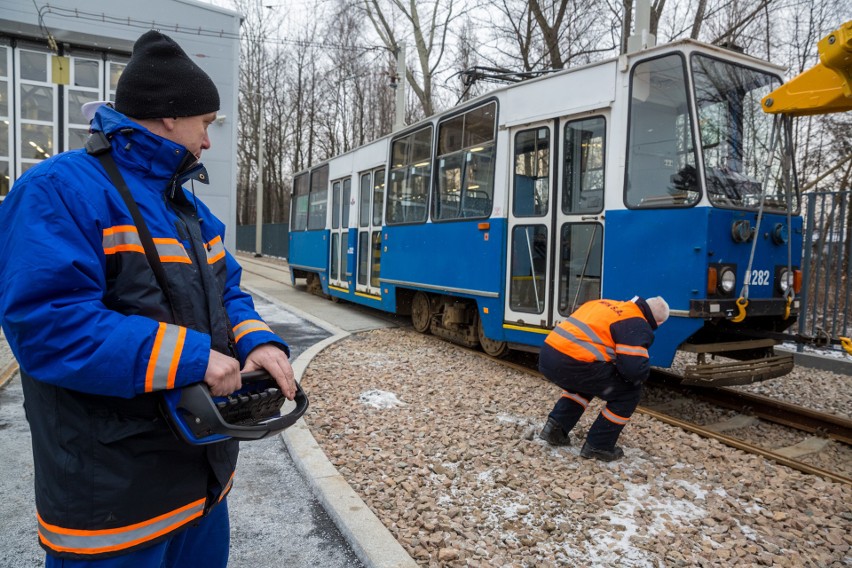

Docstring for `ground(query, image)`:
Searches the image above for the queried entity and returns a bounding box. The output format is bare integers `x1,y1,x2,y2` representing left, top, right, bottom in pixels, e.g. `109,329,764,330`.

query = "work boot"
580,442,624,462
539,418,571,446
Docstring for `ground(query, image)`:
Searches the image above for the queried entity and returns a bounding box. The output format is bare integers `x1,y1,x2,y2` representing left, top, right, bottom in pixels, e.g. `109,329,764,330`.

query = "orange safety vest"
544,299,650,363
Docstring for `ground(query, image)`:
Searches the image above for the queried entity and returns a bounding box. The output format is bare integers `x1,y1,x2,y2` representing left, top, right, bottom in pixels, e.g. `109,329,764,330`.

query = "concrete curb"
246,285,419,568
0,360,18,390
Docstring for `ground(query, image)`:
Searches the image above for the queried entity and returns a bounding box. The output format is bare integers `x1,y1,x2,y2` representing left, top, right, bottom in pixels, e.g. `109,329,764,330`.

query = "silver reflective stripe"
560,318,616,360
147,323,184,392
552,326,610,362
155,241,191,263
206,237,225,264
616,345,648,357
102,227,142,251
38,499,205,554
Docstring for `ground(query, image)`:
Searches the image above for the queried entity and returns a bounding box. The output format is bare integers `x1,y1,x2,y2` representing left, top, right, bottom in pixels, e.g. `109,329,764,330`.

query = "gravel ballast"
304,329,851,567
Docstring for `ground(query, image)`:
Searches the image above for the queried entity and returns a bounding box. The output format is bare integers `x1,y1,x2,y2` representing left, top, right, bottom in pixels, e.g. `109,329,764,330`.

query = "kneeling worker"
538,296,669,461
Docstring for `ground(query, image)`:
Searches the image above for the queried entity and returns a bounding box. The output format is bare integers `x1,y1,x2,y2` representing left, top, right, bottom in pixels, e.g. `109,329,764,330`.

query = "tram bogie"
288,38,805,386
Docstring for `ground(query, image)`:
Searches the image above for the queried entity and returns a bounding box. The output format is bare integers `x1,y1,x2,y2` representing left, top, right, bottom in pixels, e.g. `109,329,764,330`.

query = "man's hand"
204,349,242,396
243,344,296,400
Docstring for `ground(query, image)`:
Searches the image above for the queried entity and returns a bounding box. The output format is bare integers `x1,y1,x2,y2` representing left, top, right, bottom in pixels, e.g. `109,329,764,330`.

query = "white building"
0,0,242,248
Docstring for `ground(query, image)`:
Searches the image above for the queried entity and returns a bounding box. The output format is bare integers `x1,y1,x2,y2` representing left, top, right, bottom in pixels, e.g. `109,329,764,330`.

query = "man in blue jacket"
0,30,295,567
538,296,669,462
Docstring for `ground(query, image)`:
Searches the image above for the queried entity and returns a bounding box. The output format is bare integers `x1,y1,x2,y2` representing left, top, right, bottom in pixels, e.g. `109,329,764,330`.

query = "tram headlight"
775,266,802,295
719,267,736,294
708,264,736,297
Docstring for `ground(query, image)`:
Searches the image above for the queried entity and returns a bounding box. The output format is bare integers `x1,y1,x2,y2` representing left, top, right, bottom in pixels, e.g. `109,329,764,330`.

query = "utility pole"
254,93,264,257
394,44,406,132
626,0,656,53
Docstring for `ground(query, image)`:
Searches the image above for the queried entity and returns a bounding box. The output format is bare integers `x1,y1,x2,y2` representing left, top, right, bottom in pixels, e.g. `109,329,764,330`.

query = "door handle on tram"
581,215,604,221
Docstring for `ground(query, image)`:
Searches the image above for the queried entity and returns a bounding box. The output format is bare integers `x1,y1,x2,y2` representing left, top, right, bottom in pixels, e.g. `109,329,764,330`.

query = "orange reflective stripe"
218,472,235,503
144,323,186,392
602,407,630,425
153,238,192,264
233,319,272,342
103,226,143,255
206,235,225,264
103,228,192,263
560,391,589,408
36,498,205,556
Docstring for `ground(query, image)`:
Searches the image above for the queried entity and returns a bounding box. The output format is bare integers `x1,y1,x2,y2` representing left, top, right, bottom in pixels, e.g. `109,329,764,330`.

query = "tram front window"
691,54,795,213
626,54,699,208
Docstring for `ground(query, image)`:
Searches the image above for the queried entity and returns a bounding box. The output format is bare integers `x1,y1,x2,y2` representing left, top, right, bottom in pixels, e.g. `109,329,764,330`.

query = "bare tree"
359,0,459,118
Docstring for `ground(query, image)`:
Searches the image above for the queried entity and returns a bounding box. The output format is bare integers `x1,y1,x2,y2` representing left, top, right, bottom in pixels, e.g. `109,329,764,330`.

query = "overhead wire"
36,4,387,53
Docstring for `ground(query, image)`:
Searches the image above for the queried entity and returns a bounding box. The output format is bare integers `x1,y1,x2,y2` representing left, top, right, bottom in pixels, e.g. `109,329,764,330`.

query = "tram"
288,36,806,386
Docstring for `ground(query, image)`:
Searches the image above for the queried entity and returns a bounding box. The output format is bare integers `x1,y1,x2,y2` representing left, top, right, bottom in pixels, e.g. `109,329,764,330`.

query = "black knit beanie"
114,30,220,119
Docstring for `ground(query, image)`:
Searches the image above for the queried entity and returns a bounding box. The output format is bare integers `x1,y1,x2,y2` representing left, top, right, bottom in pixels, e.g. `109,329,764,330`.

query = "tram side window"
626,54,699,208
557,223,602,315
388,126,432,224
370,231,381,287
332,180,341,229
372,168,385,226
308,164,329,229
358,232,369,286
509,225,547,314
342,177,351,229
291,173,309,231
564,117,605,214
359,172,371,227
513,127,550,217
434,102,497,221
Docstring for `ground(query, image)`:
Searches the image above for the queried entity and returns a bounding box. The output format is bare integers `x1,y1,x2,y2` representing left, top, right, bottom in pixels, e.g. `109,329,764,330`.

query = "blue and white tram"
288,38,803,386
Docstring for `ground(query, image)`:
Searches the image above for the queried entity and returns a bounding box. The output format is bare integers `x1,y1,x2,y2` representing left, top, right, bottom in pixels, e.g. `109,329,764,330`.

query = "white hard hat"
81,100,113,122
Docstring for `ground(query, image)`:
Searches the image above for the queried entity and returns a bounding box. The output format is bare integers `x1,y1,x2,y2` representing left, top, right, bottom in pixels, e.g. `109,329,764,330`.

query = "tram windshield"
691,54,797,213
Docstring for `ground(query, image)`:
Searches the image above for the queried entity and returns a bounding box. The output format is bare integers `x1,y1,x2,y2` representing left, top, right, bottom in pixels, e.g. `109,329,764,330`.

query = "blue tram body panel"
288,231,328,283
604,207,803,366
381,220,506,296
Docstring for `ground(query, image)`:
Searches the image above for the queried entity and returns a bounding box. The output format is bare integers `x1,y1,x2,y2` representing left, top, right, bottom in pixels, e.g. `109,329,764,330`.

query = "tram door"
329,177,351,290
549,114,607,324
355,167,385,297
505,121,555,326
505,115,606,327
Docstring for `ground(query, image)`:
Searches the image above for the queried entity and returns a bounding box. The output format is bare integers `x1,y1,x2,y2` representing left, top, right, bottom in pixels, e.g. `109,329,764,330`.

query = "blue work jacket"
0,106,288,559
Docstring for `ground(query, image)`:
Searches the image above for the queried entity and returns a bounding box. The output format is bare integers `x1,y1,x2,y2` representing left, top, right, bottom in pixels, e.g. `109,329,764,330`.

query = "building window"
0,45,12,198
16,48,56,176
1,41,128,198
66,55,103,150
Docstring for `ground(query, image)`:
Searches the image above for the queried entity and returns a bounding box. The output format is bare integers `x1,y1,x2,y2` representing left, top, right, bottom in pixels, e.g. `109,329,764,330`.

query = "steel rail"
637,406,851,486
650,369,852,445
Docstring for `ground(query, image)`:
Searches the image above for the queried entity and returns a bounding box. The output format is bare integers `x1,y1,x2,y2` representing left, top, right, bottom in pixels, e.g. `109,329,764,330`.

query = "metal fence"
235,223,289,259
799,191,851,350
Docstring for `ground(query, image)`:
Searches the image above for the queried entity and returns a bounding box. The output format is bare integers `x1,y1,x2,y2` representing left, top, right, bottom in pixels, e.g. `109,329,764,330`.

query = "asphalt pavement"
0,254,414,568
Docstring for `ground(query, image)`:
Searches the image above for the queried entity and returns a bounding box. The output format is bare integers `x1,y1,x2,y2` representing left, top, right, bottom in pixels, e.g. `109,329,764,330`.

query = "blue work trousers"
540,346,643,450
45,499,230,568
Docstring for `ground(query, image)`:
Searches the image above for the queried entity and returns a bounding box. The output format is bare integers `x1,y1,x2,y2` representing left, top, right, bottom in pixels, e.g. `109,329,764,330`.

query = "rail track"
240,255,852,485
486,351,852,485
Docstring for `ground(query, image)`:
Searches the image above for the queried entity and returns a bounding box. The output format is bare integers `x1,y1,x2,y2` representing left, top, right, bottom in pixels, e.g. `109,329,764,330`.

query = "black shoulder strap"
87,132,177,316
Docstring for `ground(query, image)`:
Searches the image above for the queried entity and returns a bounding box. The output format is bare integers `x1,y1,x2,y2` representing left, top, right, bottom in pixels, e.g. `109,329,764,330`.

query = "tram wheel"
411,292,433,334
477,314,509,358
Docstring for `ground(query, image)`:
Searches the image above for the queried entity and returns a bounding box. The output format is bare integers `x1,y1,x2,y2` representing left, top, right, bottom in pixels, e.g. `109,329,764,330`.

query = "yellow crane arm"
762,20,852,116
